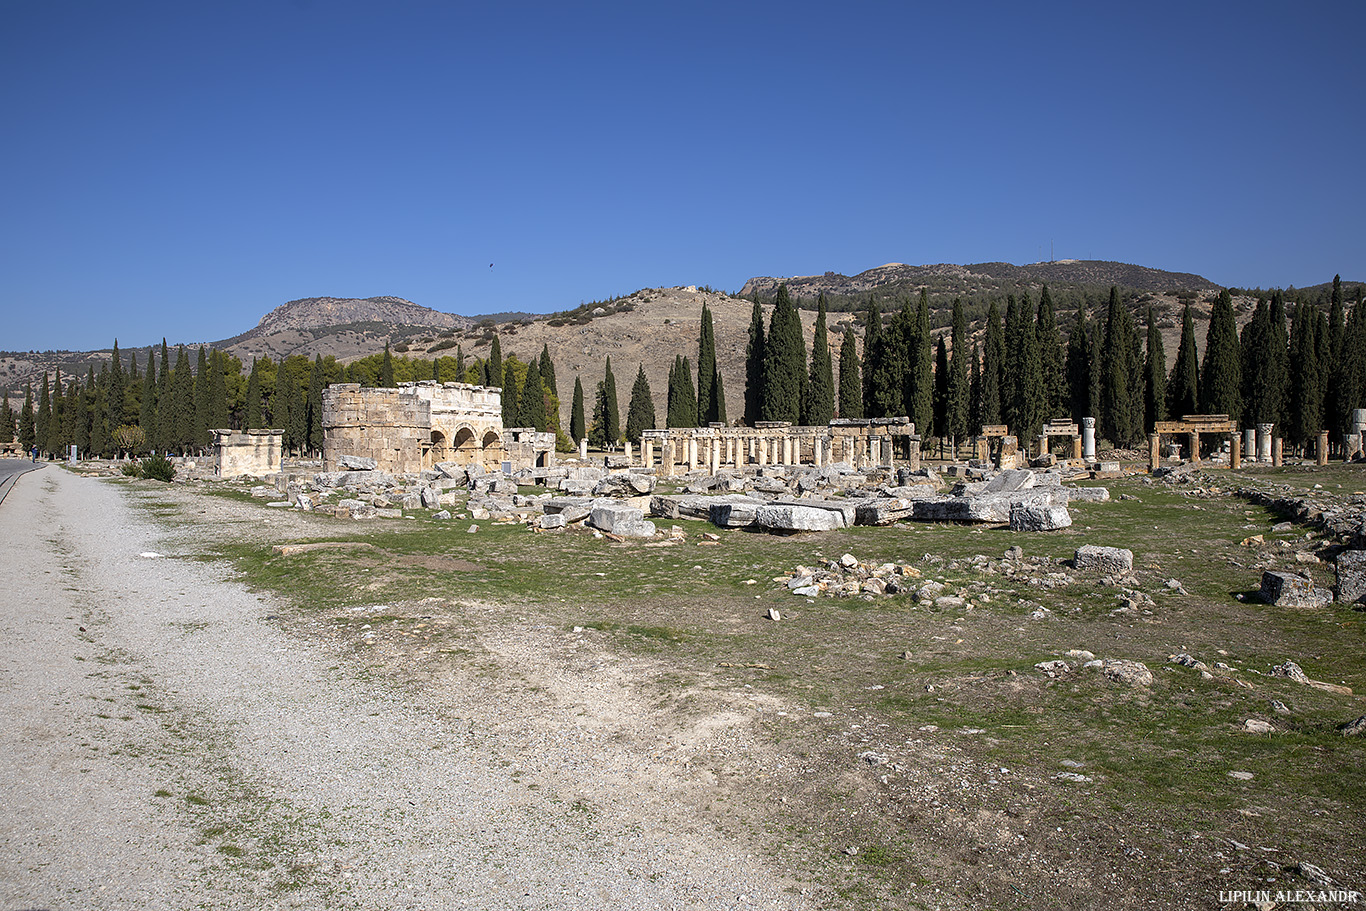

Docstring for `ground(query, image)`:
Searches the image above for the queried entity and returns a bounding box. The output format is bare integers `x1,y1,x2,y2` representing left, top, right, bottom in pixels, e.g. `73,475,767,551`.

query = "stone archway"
451,426,479,465
426,430,449,469
481,430,504,471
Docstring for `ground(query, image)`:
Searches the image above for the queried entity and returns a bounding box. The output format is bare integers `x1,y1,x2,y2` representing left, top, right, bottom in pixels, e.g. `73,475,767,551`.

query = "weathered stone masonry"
322,381,554,474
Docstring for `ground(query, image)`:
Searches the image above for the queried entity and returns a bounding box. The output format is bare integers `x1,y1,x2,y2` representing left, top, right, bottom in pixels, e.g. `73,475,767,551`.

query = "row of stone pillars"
1145,425,1332,471
638,433,901,477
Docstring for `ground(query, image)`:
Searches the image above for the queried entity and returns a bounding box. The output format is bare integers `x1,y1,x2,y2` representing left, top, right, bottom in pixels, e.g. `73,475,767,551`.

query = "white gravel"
0,467,810,910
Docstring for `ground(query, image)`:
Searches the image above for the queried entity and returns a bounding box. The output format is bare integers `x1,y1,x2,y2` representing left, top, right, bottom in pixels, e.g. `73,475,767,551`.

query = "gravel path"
0,468,808,910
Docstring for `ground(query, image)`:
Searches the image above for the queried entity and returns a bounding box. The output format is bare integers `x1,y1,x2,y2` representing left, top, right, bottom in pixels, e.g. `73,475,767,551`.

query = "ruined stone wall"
214,429,283,478
322,385,430,473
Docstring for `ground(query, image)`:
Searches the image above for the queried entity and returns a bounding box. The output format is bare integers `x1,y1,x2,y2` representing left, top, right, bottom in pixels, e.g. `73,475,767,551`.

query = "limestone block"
339,454,378,471
854,498,916,526
709,498,764,528
543,497,595,523
1064,486,1111,502
1260,571,1332,608
588,504,656,537
1074,545,1134,574
538,513,567,530
1009,504,1073,531
420,486,441,509
1336,550,1366,603
755,504,844,533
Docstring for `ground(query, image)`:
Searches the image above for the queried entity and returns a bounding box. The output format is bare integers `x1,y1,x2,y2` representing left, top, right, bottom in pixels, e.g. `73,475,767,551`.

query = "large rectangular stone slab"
1261,570,1332,607
1074,545,1134,574
755,504,845,533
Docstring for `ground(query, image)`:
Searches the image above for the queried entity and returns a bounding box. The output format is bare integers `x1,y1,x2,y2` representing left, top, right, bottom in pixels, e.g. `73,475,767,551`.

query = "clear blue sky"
2,1,1362,352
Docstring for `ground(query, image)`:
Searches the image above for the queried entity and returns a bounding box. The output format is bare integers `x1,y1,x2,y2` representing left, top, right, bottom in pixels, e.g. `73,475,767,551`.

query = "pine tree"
570,376,586,443
601,356,620,445
1100,287,1143,447
907,289,934,434
520,356,547,430
625,363,656,443
1144,306,1167,433
697,304,718,424
804,295,835,426
488,336,503,388
1201,289,1242,421
36,372,50,457
762,285,805,423
1167,303,1200,420
838,326,862,419
946,300,970,449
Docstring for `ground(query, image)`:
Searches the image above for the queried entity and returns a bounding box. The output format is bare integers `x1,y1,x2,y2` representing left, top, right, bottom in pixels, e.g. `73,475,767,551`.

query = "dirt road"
0,468,807,910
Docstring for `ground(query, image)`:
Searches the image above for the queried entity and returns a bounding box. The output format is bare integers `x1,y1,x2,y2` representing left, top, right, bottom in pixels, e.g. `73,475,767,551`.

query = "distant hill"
739,260,1222,306
251,296,472,335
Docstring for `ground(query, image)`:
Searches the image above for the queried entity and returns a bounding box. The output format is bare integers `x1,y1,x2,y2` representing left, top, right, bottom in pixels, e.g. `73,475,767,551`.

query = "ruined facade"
639,418,919,476
322,381,554,474
213,428,283,478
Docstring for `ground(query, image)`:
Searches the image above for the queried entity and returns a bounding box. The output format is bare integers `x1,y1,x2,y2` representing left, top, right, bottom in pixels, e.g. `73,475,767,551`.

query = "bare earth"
0,467,810,910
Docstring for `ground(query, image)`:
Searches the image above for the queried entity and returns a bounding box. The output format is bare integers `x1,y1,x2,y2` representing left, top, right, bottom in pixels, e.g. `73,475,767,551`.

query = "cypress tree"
980,302,1004,426
1240,298,1271,423
1037,286,1066,420
1266,290,1290,428
968,340,982,432
1326,281,1346,440
0,395,14,444
194,346,211,447
838,326,862,419
1167,303,1200,420
570,376,586,443
1288,303,1324,448
744,300,765,426
124,351,141,425
539,344,557,397
1005,292,1044,441
70,376,87,456
1201,289,1242,421
804,295,835,426
379,343,395,388
90,381,108,459
678,357,698,426
307,355,325,452
625,363,656,443
861,296,884,417
520,356,546,430
1099,287,1143,447
156,340,173,452
907,289,934,434
286,364,307,454
108,340,124,430
171,346,196,453
244,359,261,430
601,357,621,446
697,304,718,424
933,336,949,441
36,372,50,457
503,359,522,426
488,336,503,388
712,368,727,425
761,285,805,423
19,384,35,453
1144,306,1167,433
141,351,158,443
946,300,970,450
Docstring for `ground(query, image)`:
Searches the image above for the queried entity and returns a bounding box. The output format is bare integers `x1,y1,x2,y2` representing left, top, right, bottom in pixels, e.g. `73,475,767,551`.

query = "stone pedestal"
1081,417,1096,460
1256,424,1274,462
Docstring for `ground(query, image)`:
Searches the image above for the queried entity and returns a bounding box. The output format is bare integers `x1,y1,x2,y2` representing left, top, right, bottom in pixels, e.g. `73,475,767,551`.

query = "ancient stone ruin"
322,381,555,474
213,428,283,478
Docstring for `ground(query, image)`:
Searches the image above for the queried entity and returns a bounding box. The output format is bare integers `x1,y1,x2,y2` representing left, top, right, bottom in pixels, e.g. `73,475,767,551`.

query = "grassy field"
162,467,1365,909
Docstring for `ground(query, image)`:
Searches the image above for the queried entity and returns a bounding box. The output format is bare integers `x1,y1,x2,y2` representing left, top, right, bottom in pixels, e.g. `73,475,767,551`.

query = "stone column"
999,436,1018,470
1189,431,1201,464
1319,430,1330,466
1037,435,1048,460
757,438,767,466
1256,423,1273,462
1272,436,1283,467
687,437,698,471
711,438,721,475
975,437,989,462
643,439,654,470
1071,436,1082,461
624,440,632,463
661,440,675,477
1244,428,1256,462
908,437,921,470
1230,433,1241,470
579,438,588,460
1081,417,1097,460
1149,432,1161,471
814,439,824,468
